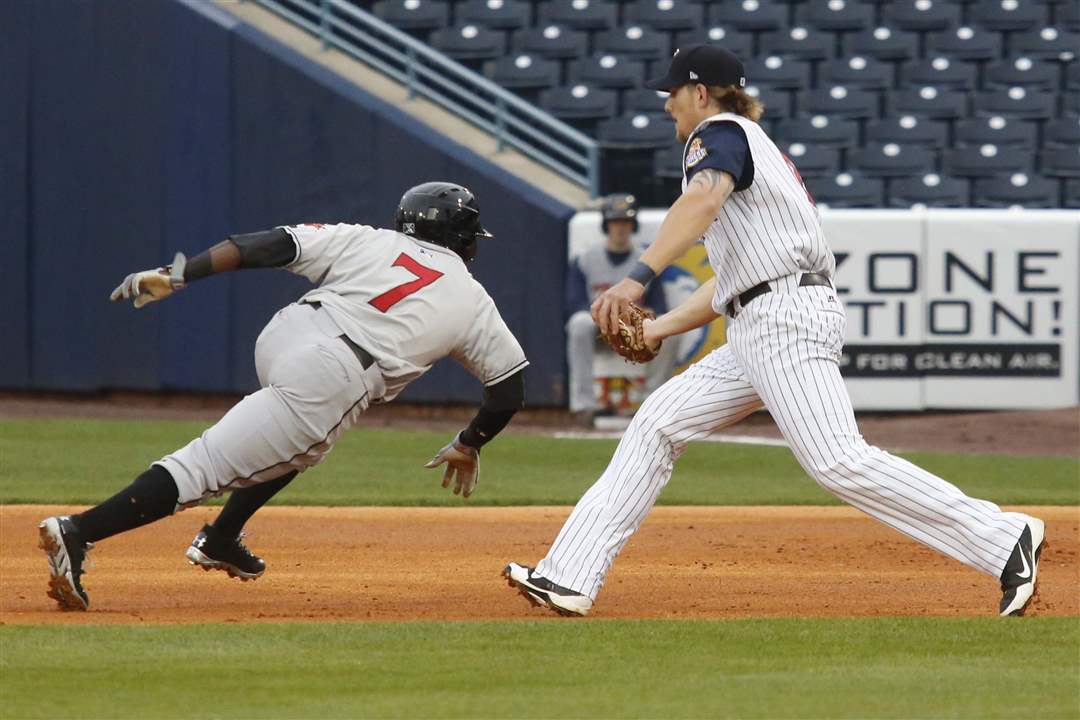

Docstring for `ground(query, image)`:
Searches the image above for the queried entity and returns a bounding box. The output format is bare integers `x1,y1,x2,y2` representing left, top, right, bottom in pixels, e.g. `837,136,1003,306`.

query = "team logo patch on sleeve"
685,137,708,169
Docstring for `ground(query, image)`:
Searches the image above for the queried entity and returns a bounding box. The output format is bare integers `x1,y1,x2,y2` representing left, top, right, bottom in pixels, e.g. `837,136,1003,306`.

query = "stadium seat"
782,142,841,178
799,85,879,118
969,0,1047,32
538,0,618,31
889,85,968,119
653,145,684,178
676,27,754,59
512,24,588,59
819,56,893,89
622,87,669,114
866,115,949,146
927,26,1002,61
373,0,450,32
1038,146,1080,177
984,57,1059,90
430,25,506,62
1043,116,1080,148
1059,2,1080,32
945,143,1031,176
884,0,961,33
597,112,677,147
743,56,812,89
973,172,1060,207
568,54,646,89
804,171,886,207
454,0,530,31
1067,61,1080,91
799,0,874,31
709,0,788,33
539,85,618,125
485,53,560,93
740,85,791,119
1065,179,1080,208
624,0,704,32
955,116,1038,149
1066,90,1080,114
900,57,978,88
759,26,833,60
774,115,860,147
594,25,669,62
1011,26,1080,61
889,173,971,207
846,26,920,61
851,142,937,177
974,87,1056,119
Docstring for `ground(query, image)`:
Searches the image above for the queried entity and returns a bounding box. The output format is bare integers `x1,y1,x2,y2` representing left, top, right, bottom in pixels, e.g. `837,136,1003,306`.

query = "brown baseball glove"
603,303,661,363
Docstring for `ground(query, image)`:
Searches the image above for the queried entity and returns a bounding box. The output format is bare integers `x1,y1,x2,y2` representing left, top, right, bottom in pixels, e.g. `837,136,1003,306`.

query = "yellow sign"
663,242,726,373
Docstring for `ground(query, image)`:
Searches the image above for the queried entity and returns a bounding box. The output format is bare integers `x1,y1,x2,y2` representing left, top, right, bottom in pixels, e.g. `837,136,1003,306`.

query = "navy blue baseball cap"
644,44,747,91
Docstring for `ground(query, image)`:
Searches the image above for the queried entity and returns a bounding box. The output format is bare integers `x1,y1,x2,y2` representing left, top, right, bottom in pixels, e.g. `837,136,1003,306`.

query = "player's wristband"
627,261,657,287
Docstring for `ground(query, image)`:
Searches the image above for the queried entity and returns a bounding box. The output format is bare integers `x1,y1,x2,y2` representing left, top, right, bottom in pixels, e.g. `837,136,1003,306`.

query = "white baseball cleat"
38,516,93,611
503,562,592,617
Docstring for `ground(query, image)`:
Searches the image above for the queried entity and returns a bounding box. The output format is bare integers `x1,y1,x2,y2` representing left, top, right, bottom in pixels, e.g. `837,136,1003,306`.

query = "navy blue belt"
725,272,832,319
301,300,375,370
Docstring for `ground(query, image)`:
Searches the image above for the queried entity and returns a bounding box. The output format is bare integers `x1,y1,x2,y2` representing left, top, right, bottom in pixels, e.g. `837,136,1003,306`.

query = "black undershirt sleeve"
183,228,297,282
459,369,525,449
230,228,298,268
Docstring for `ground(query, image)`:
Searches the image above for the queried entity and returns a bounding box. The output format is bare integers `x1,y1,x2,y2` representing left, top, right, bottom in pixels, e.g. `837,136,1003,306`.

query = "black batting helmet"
394,181,493,262
600,193,639,233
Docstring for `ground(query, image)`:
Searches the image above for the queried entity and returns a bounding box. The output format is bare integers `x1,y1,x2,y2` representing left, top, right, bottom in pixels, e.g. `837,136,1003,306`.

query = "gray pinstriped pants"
538,276,1028,600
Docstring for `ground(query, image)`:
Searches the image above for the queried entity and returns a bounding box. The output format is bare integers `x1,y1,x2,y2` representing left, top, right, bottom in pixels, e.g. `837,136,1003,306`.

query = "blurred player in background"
566,194,677,425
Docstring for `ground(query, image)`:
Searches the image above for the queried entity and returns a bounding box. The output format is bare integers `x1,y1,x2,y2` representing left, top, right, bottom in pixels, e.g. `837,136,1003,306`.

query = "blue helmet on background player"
395,181,493,262
600,193,639,234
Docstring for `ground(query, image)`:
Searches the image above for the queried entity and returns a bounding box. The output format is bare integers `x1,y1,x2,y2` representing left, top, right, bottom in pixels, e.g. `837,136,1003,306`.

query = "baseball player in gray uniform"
38,182,528,611
566,194,676,422
505,46,1045,618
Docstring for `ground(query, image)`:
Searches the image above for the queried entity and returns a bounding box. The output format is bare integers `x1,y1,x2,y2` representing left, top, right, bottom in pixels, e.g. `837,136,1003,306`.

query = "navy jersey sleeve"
564,257,590,321
684,121,755,191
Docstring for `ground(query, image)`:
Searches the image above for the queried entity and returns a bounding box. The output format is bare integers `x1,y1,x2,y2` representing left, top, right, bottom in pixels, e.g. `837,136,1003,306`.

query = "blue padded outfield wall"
0,0,574,403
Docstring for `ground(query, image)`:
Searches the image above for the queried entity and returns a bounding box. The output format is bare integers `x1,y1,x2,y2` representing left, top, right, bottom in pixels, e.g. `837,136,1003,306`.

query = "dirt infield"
3,505,1076,624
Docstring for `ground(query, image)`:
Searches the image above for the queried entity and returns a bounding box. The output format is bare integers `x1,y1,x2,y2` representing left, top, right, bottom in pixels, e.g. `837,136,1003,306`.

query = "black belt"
301,300,375,370
725,272,833,319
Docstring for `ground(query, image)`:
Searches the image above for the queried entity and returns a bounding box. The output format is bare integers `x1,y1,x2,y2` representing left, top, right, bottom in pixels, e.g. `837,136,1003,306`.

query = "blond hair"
706,85,764,122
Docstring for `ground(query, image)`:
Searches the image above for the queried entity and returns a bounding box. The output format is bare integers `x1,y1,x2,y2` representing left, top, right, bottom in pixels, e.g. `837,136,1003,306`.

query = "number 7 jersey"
282,222,528,402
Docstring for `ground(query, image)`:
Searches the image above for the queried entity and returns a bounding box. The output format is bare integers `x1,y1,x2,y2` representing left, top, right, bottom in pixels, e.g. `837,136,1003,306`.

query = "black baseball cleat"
503,562,592,616
185,524,265,580
999,516,1046,617
38,516,93,611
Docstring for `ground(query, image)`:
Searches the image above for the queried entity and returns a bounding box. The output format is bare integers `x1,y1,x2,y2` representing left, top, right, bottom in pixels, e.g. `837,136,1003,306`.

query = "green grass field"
1,419,1077,506
2,418,1078,719
3,619,1078,719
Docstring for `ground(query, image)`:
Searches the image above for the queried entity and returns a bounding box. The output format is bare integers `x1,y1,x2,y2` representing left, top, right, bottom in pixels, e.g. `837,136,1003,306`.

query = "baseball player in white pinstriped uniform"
505,46,1046,618
38,182,528,611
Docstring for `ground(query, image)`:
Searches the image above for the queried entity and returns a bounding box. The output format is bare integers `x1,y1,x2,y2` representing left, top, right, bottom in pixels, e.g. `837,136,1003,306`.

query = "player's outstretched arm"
109,228,297,309
424,369,525,498
644,275,720,347
592,169,734,335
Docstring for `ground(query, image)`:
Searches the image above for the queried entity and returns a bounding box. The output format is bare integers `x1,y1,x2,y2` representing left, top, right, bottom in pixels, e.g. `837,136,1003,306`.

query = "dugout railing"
246,0,601,196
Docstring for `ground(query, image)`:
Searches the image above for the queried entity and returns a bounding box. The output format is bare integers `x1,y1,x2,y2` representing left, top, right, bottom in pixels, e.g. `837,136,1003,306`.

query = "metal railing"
244,0,600,196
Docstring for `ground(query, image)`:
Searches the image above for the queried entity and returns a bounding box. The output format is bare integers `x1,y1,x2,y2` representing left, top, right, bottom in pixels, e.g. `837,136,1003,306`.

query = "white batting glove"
109,252,187,309
424,432,480,498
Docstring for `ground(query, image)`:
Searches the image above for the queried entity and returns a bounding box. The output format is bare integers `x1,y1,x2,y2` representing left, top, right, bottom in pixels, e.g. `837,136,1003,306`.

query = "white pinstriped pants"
537,276,1028,600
